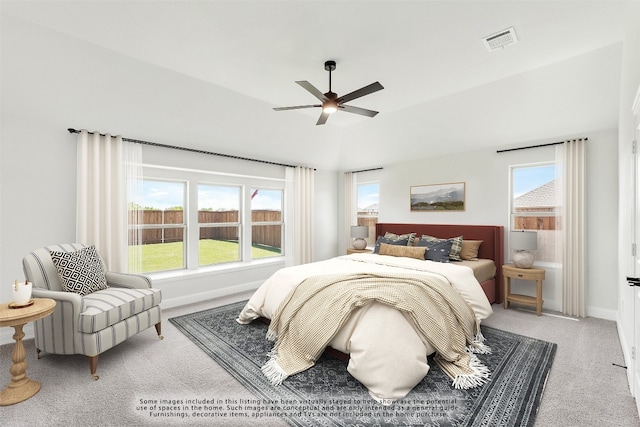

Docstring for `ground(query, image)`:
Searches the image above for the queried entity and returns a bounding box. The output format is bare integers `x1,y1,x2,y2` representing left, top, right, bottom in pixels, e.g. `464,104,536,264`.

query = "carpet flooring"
169,300,557,427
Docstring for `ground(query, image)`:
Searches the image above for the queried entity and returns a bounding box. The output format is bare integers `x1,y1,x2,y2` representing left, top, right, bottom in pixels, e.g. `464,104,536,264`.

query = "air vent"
483,27,518,51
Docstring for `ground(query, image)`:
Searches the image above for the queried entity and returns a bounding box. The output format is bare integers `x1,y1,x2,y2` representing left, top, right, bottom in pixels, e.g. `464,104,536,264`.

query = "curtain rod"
496,137,588,154
349,167,383,174
67,128,308,169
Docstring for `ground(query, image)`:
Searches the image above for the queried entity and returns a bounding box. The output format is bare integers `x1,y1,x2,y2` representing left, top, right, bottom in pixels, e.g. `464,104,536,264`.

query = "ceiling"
0,1,631,170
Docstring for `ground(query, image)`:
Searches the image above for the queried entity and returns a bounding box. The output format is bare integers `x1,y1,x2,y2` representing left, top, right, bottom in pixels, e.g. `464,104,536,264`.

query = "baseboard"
617,312,635,395
0,281,263,347
586,305,617,321
159,280,262,309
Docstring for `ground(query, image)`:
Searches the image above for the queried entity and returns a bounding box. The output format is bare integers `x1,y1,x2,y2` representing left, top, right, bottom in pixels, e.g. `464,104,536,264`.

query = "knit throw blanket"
262,272,491,390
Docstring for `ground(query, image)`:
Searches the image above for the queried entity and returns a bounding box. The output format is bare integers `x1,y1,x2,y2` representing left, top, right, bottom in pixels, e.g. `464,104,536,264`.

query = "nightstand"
347,248,372,255
503,264,546,316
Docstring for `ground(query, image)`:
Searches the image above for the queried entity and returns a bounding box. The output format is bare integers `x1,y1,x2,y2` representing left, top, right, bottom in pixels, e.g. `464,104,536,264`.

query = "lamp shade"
510,230,537,250
350,225,369,238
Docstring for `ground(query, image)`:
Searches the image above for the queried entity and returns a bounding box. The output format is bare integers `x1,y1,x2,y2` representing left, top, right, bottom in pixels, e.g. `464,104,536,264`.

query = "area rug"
169,301,556,427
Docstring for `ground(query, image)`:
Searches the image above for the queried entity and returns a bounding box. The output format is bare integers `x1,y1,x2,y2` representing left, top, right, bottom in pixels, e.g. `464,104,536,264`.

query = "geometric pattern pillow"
419,235,463,261
417,239,453,263
50,245,108,296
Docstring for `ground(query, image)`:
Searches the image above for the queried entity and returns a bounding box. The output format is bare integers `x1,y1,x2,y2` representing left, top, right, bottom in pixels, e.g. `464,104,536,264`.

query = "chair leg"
155,321,164,340
36,348,41,359
88,355,99,381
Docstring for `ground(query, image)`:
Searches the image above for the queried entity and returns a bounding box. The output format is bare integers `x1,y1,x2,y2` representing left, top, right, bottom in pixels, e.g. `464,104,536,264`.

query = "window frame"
128,178,188,273
250,187,285,259
508,161,560,268
356,180,379,248
129,164,287,275
197,182,243,267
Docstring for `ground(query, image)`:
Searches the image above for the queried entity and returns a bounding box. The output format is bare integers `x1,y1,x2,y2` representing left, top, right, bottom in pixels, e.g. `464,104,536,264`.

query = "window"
357,182,379,247
198,184,241,266
510,162,559,264
128,179,186,273
250,188,283,259
128,164,286,274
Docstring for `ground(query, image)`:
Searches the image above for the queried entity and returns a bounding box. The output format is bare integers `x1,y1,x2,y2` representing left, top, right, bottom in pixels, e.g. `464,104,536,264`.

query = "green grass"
129,239,281,273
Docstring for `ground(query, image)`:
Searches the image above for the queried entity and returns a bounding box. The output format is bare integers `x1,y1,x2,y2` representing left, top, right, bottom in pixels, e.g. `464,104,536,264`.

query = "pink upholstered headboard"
375,223,505,303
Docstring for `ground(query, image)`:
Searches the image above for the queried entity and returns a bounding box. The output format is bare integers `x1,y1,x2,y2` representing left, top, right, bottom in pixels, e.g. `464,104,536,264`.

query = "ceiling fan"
273,60,384,125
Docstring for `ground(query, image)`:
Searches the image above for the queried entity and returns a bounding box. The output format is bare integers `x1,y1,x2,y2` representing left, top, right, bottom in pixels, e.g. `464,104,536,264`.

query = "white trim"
632,83,640,115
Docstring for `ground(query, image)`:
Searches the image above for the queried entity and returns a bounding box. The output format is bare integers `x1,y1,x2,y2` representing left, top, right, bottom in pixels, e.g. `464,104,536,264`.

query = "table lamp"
350,225,369,250
510,230,537,268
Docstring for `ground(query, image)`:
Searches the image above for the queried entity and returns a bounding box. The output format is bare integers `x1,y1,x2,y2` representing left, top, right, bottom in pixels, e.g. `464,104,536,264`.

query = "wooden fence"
129,210,281,248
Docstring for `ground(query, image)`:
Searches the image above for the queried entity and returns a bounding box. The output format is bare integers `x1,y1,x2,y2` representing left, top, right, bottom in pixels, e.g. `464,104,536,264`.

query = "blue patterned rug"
169,301,556,426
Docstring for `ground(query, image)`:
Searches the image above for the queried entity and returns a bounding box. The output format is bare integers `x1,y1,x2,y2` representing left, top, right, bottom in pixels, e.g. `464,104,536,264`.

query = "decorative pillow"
460,240,483,260
419,235,463,261
418,239,453,263
383,232,418,246
378,243,426,260
373,236,410,253
50,246,108,296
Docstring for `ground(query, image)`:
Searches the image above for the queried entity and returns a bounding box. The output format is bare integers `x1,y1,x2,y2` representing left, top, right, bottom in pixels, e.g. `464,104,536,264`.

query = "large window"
128,167,286,273
510,162,559,264
128,179,186,273
198,184,241,266
251,188,283,259
357,182,379,247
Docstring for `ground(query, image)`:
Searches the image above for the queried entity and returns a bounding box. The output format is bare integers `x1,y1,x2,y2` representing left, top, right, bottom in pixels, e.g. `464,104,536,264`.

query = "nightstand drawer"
502,265,545,281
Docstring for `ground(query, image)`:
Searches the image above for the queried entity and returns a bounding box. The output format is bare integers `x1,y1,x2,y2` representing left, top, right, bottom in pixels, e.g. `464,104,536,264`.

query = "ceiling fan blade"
340,105,379,117
336,82,384,104
273,104,320,111
296,81,328,102
316,111,330,125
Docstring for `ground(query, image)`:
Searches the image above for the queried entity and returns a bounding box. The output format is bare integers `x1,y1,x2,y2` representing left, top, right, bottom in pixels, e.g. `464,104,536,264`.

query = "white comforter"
237,253,493,402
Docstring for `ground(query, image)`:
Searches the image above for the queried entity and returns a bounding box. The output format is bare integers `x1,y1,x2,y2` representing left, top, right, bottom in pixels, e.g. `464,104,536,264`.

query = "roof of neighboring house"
358,204,379,212
515,180,556,208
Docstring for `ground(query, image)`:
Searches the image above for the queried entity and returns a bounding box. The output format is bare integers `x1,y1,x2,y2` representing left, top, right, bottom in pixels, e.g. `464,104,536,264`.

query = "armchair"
22,243,163,380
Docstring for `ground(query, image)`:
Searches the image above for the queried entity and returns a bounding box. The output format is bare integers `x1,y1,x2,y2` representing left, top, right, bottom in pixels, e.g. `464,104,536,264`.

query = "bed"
374,223,504,304
237,223,504,403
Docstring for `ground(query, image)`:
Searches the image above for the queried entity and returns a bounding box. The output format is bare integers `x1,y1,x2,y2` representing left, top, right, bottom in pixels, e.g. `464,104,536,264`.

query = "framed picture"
410,182,465,211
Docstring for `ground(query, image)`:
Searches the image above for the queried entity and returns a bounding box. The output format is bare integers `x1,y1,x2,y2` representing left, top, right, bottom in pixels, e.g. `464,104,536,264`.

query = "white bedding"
237,253,493,402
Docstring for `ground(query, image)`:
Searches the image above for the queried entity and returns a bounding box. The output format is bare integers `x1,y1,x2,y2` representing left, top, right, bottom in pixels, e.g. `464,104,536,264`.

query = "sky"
134,180,282,210
513,164,556,197
135,170,550,211
357,183,379,210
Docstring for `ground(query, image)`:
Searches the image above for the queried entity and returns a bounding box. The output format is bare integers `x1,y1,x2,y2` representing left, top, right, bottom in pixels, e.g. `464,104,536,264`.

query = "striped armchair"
23,243,163,380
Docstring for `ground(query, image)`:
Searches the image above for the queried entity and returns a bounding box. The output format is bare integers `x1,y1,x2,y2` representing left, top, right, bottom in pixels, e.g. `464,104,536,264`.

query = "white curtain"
76,130,141,272
290,166,314,265
557,139,587,316
125,141,143,273
344,172,357,248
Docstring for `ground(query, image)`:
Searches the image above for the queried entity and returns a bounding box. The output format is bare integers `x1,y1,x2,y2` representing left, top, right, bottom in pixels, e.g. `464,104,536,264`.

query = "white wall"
355,128,619,318
616,0,640,394
0,15,342,347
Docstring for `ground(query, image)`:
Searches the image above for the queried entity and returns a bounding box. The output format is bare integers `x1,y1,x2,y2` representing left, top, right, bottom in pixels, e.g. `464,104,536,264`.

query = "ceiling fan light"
323,101,338,114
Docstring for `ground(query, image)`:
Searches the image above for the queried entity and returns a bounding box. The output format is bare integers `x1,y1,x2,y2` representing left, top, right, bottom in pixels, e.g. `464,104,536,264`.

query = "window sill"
147,257,286,283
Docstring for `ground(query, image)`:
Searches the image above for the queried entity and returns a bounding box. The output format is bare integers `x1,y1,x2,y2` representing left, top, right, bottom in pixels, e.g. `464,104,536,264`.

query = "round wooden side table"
0,298,56,406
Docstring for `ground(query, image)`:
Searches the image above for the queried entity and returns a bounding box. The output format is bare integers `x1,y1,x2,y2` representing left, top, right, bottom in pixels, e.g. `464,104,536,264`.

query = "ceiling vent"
483,27,518,51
